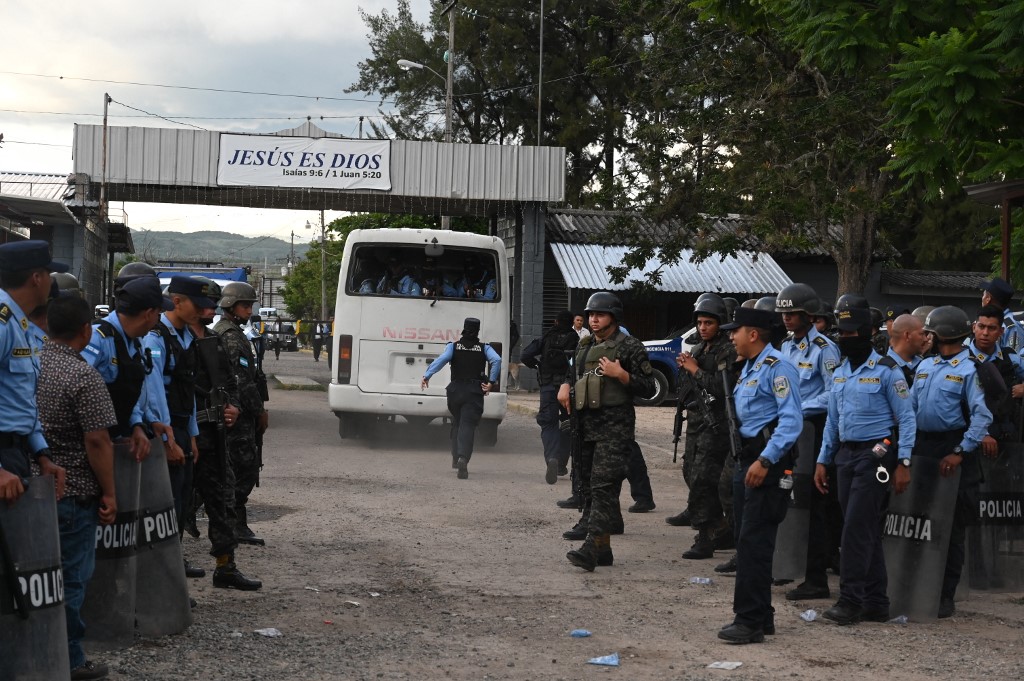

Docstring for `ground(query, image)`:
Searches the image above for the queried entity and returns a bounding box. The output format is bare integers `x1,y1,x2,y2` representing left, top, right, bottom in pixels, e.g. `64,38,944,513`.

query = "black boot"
714,555,737,573
665,509,691,526
556,494,580,509
213,562,263,591
562,518,588,540
183,560,206,579
682,531,715,560
567,534,611,571
236,507,266,546
456,457,469,479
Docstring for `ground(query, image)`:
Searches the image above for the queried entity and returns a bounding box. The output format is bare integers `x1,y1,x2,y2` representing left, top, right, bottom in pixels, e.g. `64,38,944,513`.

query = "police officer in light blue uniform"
814,308,917,625
776,283,842,600
979,277,1024,352
717,307,803,645
0,240,69,501
84,276,173,461
377,257,422,296
911,305,994,618
456,258,497,301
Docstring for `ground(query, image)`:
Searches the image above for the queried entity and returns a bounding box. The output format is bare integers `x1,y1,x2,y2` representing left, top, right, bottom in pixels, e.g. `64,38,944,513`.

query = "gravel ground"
84,350,1024,680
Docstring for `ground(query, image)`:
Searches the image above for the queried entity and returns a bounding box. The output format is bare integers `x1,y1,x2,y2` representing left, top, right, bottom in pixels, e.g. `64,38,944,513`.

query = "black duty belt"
70,495,98,507
917,428,965,441
195,407,223,425
841,438,890,450
0,432,29,450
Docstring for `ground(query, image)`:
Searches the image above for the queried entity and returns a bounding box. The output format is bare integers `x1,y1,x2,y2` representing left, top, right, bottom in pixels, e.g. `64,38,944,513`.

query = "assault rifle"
194,336,232,474
672,369,719,463
721,370,742,461
566,351,584,512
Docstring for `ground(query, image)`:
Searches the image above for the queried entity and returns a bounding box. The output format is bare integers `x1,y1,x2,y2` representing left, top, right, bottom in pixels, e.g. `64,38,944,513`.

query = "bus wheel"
337,413,362,439
478,419,499,447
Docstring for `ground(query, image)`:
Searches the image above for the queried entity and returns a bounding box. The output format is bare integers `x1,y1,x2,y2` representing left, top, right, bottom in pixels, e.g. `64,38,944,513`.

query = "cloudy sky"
0,0,433,240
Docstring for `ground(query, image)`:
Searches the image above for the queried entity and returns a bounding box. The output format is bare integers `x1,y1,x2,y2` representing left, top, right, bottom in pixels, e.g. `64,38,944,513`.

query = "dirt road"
96,351,1024,680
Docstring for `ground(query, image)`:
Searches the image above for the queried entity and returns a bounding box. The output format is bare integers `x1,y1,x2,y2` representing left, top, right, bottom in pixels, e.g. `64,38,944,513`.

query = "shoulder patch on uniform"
945,374,964,383
813,336,829,348
824,359,837,372
0,304,9,323
894,379,909,399
763,355,779,366
773,375,791,399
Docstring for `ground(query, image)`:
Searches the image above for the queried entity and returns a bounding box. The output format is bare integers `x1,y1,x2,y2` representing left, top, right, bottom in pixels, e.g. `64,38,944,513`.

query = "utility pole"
320,209,327,322
289,231,295,274
358,116,364,139
537,0,544,145
101,93,112,305
441,0,457,231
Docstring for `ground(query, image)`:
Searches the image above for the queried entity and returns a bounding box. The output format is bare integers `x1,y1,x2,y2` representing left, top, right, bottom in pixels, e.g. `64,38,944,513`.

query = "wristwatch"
757,456,772,470
899,457,911,468
952,445,964,457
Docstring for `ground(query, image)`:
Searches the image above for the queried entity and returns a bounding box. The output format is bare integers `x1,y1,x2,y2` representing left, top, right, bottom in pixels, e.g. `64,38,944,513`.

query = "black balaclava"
462,317,481,343
837,329,874,368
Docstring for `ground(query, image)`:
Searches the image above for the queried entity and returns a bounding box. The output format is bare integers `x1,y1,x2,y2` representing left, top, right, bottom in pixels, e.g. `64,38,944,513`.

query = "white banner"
217,134,391,191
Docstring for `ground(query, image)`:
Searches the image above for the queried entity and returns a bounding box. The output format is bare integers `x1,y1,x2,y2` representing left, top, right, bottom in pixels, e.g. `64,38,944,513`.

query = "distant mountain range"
128,229,310,266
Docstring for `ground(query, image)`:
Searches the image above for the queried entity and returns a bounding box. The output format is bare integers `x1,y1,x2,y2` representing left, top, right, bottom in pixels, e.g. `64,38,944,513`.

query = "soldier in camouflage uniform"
669,294,738,559
559,292,657,571
188,277,261,589
214,282,270,547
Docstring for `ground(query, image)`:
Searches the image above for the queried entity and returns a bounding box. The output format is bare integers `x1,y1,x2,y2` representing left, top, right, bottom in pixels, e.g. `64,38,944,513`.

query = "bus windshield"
346,244,500,301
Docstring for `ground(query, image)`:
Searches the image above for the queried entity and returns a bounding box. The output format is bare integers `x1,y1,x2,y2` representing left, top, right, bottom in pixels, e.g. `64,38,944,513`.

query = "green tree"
349,0,645,207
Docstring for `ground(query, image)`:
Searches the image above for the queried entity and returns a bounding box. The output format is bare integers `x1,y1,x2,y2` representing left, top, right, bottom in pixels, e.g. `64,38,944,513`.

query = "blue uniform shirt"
967,339,1024,381
81,311,148,429
0,290,48,454
378,274,422,297
885,347,921,374
1000,308,1024,353
779,326,840,416
734,343,804,464
424,342,502,383
455,275,497,301
911,349,993,452
142,314,198,437
818,351,917,464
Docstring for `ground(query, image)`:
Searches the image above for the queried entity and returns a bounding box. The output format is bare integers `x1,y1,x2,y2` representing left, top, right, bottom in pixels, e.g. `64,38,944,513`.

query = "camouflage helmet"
217,281,258,309
584,291,623,321
775,283,820,315
52,272,84,298
692,294,727,324
754,296,778,312
924,306,972,342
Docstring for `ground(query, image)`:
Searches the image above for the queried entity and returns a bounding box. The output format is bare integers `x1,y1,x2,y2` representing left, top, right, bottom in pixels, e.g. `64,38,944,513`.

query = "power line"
0,70,399,105
0,139,71,147
109,98,208,131
0,107,391,121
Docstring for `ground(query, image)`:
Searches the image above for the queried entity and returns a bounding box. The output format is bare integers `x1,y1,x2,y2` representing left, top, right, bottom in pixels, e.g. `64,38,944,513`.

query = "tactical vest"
574,331,631,410
538,329,575,385
193,333,232,412
450,339,487,381
96,320,149,438
153,323,197,426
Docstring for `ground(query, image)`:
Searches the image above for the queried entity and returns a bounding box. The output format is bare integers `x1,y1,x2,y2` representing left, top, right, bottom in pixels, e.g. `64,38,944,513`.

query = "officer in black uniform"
530,311,579,484
421,318,502,479
187,277,262,590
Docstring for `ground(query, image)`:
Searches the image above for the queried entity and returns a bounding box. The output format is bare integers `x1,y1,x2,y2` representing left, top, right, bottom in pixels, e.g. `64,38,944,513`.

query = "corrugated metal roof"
0,172,72,202
71,123,565,215
551,243,793,294
547,208,850,258
881,269,989,291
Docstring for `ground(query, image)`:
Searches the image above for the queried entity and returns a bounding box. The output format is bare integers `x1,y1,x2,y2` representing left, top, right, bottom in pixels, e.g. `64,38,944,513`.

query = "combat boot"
235,508,266,546
682,531,715,560
456,457,469,479
213,561,263,591
562,517,588,540
665,509,691,526
710,519,734,550
566,533,611,571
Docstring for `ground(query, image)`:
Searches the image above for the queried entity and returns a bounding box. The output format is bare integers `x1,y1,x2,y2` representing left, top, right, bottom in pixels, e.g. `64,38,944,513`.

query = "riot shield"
134,438,193,637
968,443,1024,592
0,476,71,679
883,457,960,621
772,420,815,581
82,441,141,646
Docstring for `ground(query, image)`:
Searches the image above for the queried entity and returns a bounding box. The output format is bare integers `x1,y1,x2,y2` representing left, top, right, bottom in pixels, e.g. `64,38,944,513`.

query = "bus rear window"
346,245,500,302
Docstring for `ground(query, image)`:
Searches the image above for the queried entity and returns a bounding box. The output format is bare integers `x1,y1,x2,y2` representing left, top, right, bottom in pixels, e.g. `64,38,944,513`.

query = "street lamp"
397,59,451,144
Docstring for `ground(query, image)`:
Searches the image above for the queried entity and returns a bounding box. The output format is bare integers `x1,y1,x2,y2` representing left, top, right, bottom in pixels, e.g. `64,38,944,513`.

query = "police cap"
167,275,216,309
117,277,174,313
980,277,1014,306
463,317,481,335
884,303,911,320
721,307,777,332
0,240,69,273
